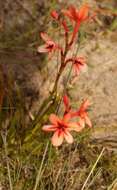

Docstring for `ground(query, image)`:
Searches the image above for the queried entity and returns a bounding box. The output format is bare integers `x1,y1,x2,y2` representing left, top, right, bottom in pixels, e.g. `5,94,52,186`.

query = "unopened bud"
51,10,59,20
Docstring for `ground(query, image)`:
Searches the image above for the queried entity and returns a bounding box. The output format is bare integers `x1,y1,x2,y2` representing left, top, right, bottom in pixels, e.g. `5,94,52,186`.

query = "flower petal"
42,125,57,132
79,118,85,128
63,113,71,122
69,6,77,19
78,4,89,21
40,32,51,42
64,131,73,144
73,64,80,75
68,122,84,132
85,115,92,128
80,99,90,111
49,114,61,125
37,45,49,53
51,131,64,147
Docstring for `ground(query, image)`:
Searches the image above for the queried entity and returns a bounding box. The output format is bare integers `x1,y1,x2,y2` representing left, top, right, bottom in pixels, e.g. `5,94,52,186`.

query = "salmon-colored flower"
66,57,86,76
42,113,83,147
63,96,92,128
37,32,62,59
73,99,92,128
73,57,86,76
63,4,89,23
63,4,89,44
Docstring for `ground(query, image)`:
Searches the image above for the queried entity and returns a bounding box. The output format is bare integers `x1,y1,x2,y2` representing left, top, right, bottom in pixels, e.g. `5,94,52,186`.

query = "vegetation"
0,1,117,189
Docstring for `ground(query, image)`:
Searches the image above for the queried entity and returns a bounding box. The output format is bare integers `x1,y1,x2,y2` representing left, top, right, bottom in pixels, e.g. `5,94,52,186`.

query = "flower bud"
51,10,59,20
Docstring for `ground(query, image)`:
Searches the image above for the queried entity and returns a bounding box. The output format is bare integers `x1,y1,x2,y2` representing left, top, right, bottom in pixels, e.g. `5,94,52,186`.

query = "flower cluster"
43,95,92,147
37,4,92,76
38,4,93,146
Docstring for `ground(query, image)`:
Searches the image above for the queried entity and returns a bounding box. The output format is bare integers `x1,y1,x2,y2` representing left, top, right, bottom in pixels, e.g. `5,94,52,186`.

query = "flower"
37,32,61,59
62,96,92,128
72,57,86,76
66,57,86,76
42,113,83,147
42,95,92,147
74,99,92,128
62,4,89,44
63,4,89,23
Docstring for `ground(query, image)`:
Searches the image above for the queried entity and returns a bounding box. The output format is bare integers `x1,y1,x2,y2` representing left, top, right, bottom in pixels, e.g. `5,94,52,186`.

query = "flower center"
47,44,54,50
58,122,67,131
74,60,82,65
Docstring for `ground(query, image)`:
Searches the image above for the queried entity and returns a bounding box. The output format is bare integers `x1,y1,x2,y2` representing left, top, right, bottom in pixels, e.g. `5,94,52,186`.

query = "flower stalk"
36,3,94,146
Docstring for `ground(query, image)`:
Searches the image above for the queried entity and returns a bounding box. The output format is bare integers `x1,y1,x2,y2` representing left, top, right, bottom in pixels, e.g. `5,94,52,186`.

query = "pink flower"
37,32,61,59
74,99,92,128
63,96,92,128
42,113,83,147
63,4,89,44
73,57,86,76
63,4,89,23
66,57,86,76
